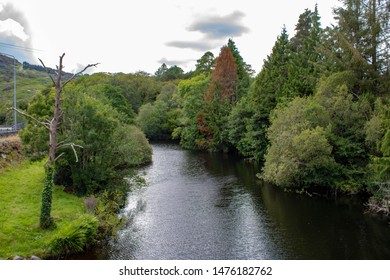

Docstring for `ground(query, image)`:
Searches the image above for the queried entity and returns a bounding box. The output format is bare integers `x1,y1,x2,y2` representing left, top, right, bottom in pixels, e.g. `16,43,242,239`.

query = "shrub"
49,214,98,257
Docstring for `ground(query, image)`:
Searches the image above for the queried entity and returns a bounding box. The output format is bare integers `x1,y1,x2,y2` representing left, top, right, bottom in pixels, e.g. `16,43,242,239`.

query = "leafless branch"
57,142,83,150
62,62,100,88
54,152,65,162
70,144,80,162
38,58,56,85
7,107,50,130
56,142,83,162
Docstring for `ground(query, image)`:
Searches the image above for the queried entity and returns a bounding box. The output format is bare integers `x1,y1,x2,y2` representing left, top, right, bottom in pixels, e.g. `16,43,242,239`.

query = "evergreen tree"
288,6,323,97
200,46,238,151
227,38,253,101
194,51,215,76
154,63,168,79
228,27,291,161
329,0,390,95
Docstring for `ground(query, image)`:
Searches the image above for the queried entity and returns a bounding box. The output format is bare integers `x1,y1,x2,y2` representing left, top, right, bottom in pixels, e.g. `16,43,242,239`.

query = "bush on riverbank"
49,214,98,257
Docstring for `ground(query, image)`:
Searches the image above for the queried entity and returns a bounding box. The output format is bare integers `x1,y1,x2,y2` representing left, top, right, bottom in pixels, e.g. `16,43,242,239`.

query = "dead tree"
10,53,98,228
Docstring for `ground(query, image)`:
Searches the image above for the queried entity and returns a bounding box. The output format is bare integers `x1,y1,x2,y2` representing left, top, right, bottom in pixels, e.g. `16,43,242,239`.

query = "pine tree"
329,0,390,95
228,27,291,161
227,39,253,101
288,6,323,97
194,51,215,76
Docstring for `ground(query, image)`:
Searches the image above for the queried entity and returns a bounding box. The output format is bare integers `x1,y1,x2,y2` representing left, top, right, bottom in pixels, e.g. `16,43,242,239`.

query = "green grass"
0,160,88,259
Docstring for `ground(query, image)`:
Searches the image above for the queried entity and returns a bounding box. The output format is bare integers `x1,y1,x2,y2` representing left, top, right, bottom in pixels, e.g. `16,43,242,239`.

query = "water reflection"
107,143,390,260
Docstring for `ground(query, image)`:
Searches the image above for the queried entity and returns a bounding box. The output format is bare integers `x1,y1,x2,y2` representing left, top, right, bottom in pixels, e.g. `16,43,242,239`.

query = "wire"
0,42,43,52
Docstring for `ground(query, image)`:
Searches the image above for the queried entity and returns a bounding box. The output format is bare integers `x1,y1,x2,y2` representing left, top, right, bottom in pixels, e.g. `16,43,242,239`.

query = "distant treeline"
22,61,76,80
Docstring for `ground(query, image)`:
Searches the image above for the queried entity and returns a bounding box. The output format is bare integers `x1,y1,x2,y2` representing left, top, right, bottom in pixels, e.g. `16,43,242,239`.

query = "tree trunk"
40,165,54,228
38,54,97,229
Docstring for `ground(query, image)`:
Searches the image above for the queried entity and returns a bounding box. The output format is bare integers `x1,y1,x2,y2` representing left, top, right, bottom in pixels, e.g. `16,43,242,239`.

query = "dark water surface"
90,143,390,259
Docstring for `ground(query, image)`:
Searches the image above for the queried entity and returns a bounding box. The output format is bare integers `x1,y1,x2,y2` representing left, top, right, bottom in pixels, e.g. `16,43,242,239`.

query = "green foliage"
262,96,338,189
136,83,180,140
40,165,55,229
94,190,125,239
112,124,152,166
227,28,290,160
227,38,252,100
324,0,390,95
366,98,390,213
56,85,151,195
49,214,98,257
115,73,161,112
315,72,369,169
21,74,152,196
155,64,184,81
100,84,136,121
137,101,169,139
19,87,55,160
194,51,215,75
174,74,209,149
262,70,381,194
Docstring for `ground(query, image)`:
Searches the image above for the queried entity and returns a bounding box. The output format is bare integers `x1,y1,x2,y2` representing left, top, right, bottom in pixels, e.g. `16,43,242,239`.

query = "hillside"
0,54,52,125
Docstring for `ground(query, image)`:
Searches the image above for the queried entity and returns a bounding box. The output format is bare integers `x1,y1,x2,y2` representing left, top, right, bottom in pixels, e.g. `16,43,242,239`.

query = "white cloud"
4,0,340,74
0,18,29,41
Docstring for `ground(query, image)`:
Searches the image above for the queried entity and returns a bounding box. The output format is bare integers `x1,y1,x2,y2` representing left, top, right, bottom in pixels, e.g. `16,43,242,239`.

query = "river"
87,143,390,259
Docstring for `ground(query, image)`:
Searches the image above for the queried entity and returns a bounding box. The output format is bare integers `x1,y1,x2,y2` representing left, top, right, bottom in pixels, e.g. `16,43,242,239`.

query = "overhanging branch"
7,107,50,130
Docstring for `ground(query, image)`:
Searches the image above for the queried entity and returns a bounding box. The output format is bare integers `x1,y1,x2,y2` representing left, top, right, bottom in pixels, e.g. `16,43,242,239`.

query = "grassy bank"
0,160,91,259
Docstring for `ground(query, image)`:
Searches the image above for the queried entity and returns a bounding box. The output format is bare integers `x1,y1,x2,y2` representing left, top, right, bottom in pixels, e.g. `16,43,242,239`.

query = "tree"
228,27,290,161
154,63,168,79
328,0,390,95
174,74,210,149
57,88,151,194
206,46,238,102
11,53,98,228
365,98,390,213
227,38,253,100
288,5,323,97
155,64,184,81
261,97,338,190
137,102,168,139
200,46,238,151
194,51,215,75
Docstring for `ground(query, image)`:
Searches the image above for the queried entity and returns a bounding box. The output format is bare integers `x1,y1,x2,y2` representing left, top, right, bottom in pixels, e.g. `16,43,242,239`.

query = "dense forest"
138,1,390,213
12,0,390,217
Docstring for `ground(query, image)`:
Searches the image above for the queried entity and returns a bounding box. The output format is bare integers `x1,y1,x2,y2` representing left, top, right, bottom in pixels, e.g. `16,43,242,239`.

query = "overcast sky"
0,0,340,75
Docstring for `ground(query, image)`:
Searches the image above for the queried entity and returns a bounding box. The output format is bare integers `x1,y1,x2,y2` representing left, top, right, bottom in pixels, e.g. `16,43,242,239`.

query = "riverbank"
0,160,91,259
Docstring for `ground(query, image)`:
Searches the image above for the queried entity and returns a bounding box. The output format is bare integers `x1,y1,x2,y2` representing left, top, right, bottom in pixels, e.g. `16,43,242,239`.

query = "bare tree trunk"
48,54,65,165
37,53,98,228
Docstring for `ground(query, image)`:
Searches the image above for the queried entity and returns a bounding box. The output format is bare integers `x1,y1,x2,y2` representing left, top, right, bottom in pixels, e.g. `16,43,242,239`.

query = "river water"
97,143,390,259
